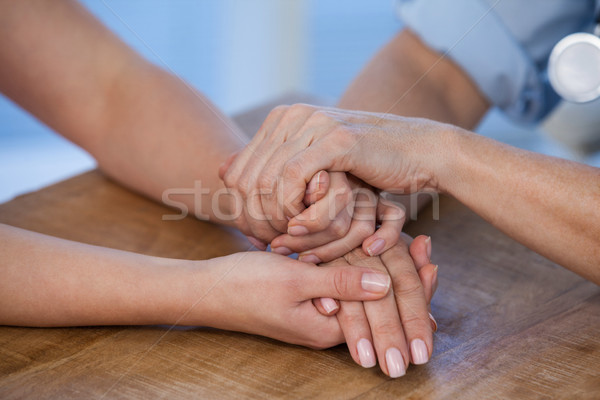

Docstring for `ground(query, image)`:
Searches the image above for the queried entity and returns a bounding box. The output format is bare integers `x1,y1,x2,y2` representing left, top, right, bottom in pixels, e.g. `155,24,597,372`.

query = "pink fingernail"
357,338,376,368
298,254,321,264
361,272,390,294
385,347,406,378
271,246,293,256
425,236,432,261
410,339,429,365
320,297,338,314
288,225,309,236
366,239,385,256
246,236,267,250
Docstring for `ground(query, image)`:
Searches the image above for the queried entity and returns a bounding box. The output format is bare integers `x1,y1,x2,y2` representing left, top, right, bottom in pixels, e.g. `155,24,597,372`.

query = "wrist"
425,124,469,196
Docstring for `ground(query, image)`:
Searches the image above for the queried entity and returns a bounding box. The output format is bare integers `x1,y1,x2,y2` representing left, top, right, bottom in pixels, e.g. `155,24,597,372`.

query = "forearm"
338,29,489,130
0,224,210,327
338,29,490,216
0,0,245,224
437,128,600,283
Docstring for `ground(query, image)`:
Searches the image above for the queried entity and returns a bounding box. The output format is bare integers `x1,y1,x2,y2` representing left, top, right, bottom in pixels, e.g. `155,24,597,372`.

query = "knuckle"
270,105,289,119
332,268,352,298
393,273,423,298
222,170,237,189
308,109,331,124
353,221,376,240
257,173,275,193
288,103,311,117
330,216,351,238
372,318,401,337
282,159,303,181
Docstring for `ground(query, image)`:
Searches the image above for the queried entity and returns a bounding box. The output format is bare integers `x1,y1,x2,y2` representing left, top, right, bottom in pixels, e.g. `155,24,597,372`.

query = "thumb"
298,264,390,301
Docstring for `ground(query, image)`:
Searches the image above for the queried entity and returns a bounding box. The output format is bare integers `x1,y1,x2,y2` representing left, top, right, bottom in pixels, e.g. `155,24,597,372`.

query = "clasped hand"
218,106,439,377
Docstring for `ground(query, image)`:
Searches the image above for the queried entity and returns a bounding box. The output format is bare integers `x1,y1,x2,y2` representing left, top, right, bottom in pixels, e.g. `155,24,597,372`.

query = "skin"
0,0,439,376
230,104,600,284
0,223,392,349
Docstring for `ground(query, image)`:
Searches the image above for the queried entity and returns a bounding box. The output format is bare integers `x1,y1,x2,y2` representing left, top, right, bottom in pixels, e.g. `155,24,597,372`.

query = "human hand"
194,251,392,349
222,104,453,230
220,154,404,259
270,172,405,262
312,235,437,377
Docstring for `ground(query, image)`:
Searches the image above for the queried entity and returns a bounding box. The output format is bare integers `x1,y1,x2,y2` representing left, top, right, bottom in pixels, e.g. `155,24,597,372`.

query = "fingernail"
306,170,322,194
271,246,293,256
357,338,376,368
425,236,432,261
366,239,385,256
298,254,321,264
432,265,438,290
246,236,267,250
361,272,390,294
410,338,429,365
320,297,338,314
288,225,309,236
385,347,406,378
428,312,438,333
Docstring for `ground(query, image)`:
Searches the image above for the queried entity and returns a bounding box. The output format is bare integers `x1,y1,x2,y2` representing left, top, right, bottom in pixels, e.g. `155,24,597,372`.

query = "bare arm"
0,223,389,347
338,29,490,214
338,29,489,129
0,0,245,224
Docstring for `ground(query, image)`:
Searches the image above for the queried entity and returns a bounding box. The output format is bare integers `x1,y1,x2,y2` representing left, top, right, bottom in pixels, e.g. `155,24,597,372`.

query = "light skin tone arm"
0,223,392,348
0,0,391,259
337,28,491,221
237,105,600,284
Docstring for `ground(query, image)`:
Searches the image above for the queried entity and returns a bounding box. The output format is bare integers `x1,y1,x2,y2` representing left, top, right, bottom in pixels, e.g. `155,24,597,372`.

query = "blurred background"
1,0,599,203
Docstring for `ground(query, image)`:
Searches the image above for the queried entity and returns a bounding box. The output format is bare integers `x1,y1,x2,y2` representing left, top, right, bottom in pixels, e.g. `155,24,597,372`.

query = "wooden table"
1,96,599,399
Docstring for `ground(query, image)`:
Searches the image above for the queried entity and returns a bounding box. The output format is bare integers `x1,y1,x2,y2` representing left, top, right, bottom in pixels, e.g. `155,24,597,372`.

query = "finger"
264,134,355,227
409,235,432,268
258,120,341,233
288,172,353,235
275,188,375,260
296,264,391,301
246,235,268,251
363,289,409,378
417,263,437,305
304,170,330,206
382,245,433,366
362,198,406,257
222,105,287,189
295,214,371,263
336,300,377,368
313,297,340,316
342,248,408,377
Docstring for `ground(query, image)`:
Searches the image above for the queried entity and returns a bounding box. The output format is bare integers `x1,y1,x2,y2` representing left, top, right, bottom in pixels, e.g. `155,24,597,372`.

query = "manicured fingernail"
320,297,338,314
357,338,376,368
271,246,293,256
385,347,406,378
306,170,322,194
246,236,267,250
298,254,321,264
410,339,429,365
288,225,309,236
361,272,390,294
429,313,438,332
366,238,385,256
425,236,432,261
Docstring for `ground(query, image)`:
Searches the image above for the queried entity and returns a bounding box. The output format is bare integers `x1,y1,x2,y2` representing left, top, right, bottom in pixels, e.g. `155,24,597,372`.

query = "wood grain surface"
1,95,598,399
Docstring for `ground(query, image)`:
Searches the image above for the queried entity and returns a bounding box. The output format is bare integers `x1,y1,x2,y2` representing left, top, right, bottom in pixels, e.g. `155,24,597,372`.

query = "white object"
548,32,600,103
